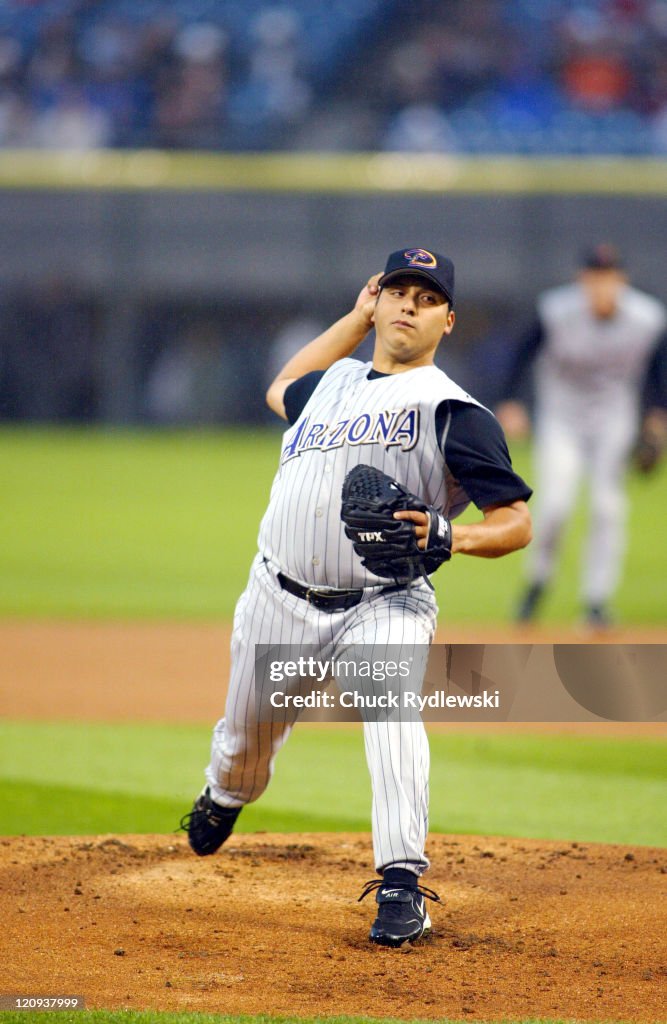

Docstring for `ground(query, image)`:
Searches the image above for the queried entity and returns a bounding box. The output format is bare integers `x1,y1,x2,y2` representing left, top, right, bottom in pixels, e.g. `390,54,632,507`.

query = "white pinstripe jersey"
258,358,483,589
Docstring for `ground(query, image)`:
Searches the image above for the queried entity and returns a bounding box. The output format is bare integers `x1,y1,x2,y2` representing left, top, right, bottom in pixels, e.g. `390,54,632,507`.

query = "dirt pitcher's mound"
1,833,665,1022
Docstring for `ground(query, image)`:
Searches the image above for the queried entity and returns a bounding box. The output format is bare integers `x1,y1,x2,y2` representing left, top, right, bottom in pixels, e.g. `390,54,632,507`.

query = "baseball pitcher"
181,248,532,946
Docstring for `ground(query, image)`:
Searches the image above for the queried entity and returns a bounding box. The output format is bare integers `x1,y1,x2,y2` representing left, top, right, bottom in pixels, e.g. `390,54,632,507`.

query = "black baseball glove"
340,464,452,587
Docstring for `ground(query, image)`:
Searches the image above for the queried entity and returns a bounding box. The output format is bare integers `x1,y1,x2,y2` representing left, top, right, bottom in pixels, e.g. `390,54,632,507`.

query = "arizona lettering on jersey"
258,358,481,588
281,408,420,462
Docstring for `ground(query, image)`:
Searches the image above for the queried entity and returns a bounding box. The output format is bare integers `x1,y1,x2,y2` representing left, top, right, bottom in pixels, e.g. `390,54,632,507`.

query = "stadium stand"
0,0,665,153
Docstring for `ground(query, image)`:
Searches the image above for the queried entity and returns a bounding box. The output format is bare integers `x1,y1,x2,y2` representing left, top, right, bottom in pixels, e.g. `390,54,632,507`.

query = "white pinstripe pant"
528,407,636,604
205,553,438,874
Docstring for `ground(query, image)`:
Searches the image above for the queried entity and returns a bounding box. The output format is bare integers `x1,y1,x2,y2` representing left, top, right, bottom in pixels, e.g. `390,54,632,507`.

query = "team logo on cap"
403,249,437,268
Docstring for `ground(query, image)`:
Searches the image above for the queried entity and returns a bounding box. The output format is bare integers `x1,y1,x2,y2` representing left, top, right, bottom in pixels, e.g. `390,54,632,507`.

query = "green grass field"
0,721,664,846
0,426,666,623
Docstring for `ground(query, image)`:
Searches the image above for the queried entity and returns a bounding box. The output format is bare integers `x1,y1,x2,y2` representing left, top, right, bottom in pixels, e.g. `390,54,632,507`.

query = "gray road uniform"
205,358,530,875
511,282,667,607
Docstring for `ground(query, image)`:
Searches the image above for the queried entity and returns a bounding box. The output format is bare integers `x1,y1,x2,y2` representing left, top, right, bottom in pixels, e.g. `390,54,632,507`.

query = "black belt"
275,568,404,612
277,571,365,611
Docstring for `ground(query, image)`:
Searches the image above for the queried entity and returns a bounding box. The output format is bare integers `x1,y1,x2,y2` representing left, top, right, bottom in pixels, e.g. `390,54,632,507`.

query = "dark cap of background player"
580,243,624,271
379,248,455,307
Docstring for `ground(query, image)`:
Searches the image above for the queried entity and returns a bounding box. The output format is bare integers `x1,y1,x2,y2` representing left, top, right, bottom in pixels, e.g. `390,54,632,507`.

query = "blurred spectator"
153,23,228,149
560,45,633,114
247,7,311,122
31,84,112,148
228,6,311,146
383,103,458,153
0,93,33,146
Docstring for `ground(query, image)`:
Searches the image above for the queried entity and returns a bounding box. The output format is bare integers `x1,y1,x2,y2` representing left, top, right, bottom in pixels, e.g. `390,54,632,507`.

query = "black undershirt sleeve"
503,317,545,401
436,400,533,509
642,331,667,411
283,370,326,425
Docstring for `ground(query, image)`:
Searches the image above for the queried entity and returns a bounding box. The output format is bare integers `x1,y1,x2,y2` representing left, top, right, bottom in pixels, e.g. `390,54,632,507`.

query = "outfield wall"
0,152,665,422
1,152,666,299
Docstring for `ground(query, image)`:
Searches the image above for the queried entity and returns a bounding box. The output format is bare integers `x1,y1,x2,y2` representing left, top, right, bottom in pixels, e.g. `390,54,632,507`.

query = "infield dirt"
1,619,666,726
1,831,666,1021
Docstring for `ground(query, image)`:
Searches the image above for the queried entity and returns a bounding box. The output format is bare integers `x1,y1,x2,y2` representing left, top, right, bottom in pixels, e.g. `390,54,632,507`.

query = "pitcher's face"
373,278,455,369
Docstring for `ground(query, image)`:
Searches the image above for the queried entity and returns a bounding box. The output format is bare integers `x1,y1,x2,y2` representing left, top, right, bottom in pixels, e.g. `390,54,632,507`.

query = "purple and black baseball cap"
580,243,624,271
378,248,455,307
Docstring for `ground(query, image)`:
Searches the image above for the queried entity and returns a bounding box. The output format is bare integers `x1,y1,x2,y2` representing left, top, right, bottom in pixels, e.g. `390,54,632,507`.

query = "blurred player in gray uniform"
181,247,532,946
497,244,667,627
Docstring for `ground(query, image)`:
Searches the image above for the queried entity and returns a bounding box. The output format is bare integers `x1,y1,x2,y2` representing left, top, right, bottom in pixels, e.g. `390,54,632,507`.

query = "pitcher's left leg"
583,411,635,614
334,585,437,876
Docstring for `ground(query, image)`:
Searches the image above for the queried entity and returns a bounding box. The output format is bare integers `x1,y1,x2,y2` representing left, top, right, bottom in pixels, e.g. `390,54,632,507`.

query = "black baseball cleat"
585,603,613,629
516,581,546,622
358,879,441,947
179,786,241,856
